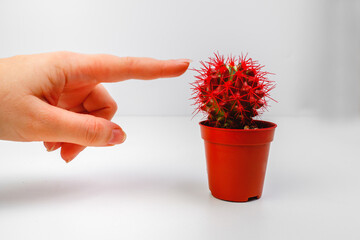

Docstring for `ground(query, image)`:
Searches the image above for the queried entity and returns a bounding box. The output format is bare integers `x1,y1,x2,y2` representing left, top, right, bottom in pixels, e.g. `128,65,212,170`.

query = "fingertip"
44,142,62,152
108,129,127,145
61,150,75,163
60,144,85,163
170,59,191,77
44,142,52,151
175,59,193,64
61,153,77,163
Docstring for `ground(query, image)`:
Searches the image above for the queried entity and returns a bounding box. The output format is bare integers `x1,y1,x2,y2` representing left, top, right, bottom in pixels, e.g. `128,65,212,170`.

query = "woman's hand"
0,52,190,162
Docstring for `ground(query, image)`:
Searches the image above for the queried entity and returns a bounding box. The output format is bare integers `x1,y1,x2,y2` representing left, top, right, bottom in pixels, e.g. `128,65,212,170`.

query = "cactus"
191,53,276,129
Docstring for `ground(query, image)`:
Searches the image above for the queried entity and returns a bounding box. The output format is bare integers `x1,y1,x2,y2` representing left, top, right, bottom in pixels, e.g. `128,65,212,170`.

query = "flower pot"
200,120,277,202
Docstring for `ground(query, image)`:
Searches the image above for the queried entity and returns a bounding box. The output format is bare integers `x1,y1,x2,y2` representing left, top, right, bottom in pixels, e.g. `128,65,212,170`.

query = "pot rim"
199,120,277,132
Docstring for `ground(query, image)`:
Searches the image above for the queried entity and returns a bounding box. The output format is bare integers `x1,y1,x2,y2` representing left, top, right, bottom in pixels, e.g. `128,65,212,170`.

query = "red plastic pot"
200,120,277,202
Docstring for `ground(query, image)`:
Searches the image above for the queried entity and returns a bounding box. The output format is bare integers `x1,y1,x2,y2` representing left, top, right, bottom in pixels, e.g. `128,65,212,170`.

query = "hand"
0,52,190,162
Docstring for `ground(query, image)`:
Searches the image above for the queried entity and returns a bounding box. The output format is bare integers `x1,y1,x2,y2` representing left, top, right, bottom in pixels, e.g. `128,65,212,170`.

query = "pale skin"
0,52,190,162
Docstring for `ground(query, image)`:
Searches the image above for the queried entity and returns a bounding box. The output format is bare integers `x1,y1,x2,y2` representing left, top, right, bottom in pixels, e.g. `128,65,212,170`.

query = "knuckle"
98,99,118,119
83,118,104,145
124,56,135,78
51,51,77,68
108,99,118,113
124,56,134,66
159,62,166,78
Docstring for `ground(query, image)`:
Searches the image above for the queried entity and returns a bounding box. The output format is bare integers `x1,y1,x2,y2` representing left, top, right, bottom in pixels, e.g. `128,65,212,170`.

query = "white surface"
1,0,359,117
1,116,360,239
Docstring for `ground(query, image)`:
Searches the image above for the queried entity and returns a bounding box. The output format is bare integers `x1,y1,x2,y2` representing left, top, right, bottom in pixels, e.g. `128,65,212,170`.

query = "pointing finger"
53,52,190,84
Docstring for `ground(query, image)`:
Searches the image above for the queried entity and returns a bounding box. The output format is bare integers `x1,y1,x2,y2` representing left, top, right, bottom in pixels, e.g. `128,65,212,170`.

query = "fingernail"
45,142,61,152
64,158,72,163
64,155,77,163
176,59,192,64
46,145,56,152
108,129,126,145
62,153,79,163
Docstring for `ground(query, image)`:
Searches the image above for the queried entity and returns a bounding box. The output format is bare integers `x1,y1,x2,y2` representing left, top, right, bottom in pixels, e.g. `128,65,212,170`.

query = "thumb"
31,100,126,146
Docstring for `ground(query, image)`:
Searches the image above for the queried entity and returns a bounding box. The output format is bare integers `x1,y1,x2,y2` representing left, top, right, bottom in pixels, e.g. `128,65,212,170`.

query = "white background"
1,1,360,239
1,0,359,118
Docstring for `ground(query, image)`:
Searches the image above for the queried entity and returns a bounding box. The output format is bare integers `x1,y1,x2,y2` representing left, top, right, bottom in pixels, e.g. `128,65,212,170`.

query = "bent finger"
60,143,86,162
60,84,118,162
27,97,125,147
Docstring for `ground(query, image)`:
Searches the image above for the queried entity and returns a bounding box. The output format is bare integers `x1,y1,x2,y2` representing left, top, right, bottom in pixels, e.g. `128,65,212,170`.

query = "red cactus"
191,53,276,129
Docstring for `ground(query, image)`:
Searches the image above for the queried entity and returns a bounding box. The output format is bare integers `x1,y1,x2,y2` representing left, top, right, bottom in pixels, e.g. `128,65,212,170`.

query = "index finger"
53,52,190,83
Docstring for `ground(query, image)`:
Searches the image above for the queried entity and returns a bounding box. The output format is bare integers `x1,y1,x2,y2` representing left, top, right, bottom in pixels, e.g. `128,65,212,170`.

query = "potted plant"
191,53,277,202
